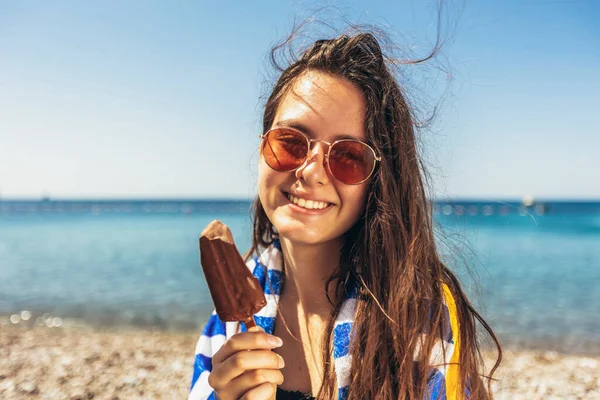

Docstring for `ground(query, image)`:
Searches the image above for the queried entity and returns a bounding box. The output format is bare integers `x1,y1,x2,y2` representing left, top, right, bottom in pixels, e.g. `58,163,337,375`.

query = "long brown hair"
245,28,502,400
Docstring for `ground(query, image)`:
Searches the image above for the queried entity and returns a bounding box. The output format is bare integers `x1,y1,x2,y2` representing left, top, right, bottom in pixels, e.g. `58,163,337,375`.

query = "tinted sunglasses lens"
329,141,376,184
262,129,308,171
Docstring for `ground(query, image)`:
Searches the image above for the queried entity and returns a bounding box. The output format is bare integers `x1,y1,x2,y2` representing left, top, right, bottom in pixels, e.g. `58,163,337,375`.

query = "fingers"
234,368,284,392
209,330,285,399
212,331,283,365
211,370,282,400
240,382,278,400
211,350,285,387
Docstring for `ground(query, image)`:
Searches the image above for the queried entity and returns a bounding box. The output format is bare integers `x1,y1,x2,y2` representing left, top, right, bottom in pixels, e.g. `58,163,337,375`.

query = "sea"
1,199,599,354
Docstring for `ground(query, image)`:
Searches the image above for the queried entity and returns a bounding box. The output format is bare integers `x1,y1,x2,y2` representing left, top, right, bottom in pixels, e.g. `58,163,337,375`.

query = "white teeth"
287,194,329,210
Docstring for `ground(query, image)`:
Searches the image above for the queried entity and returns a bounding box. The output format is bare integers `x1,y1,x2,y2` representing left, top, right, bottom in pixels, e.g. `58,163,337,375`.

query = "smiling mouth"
283,192,332,210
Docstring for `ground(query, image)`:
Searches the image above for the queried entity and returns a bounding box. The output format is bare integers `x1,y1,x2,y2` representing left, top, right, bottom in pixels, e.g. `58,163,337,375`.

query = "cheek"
257,163,271,201
258,161,286,204
259,162,276,190
340,185,369,219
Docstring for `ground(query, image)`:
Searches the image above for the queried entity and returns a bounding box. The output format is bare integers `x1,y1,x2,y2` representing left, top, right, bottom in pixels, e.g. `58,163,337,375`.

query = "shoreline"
2,325,599,399
4,312,600,356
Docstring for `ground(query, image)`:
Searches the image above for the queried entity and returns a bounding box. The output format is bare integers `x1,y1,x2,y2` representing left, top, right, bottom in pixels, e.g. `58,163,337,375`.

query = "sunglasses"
259,127,381,185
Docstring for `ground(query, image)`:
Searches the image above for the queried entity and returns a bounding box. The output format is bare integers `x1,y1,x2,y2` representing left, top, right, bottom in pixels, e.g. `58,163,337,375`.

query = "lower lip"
283,192,333,215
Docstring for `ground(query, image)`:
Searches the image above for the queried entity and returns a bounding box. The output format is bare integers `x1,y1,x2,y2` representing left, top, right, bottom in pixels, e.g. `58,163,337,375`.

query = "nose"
295,141,331,186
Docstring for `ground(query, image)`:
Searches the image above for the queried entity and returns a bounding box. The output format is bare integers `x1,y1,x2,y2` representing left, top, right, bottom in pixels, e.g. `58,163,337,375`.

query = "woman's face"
258,71,370,246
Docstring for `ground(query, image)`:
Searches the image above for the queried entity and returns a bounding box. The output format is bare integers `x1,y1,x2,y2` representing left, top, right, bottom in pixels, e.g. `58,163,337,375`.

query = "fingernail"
268,336,283,347
277,354,285,368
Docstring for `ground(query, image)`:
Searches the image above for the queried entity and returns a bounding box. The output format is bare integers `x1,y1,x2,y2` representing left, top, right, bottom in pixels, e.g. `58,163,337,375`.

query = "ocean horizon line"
1,196,600,203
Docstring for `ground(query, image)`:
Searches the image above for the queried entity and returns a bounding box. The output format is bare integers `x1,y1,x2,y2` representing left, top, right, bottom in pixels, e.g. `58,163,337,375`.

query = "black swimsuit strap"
276,387,316,400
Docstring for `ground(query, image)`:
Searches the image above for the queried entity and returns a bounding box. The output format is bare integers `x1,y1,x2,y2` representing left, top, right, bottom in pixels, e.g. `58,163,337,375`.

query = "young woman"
189,31,501,400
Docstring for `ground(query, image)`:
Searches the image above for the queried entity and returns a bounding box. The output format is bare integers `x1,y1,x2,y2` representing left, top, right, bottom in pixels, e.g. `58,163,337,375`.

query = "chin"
277,226,339,247
276,226,319,244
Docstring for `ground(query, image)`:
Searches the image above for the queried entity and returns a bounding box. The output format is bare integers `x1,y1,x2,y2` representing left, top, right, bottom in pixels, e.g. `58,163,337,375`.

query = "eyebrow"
273,120,361,141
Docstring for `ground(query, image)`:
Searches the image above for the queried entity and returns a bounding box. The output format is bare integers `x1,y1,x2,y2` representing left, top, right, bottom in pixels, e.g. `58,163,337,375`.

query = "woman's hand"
208,327,285,400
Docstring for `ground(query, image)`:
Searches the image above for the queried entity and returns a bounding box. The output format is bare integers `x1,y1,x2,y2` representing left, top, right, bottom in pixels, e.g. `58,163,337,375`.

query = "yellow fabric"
442,283,461,400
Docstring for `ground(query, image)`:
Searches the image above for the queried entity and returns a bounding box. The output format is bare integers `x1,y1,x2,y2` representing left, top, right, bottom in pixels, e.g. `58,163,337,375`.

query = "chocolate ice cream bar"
199,220,266,329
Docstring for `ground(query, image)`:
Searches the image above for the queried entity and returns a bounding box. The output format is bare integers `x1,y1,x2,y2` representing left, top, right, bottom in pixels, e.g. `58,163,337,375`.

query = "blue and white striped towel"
189,239,463,400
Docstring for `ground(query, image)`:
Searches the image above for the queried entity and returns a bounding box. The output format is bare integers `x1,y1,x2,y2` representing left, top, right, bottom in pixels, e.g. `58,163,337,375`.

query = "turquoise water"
1,200,599,353
438,211,600,353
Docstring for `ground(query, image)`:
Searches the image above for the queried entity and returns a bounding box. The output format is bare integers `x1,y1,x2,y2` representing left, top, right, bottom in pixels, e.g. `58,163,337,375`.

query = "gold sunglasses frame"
259,127,382,185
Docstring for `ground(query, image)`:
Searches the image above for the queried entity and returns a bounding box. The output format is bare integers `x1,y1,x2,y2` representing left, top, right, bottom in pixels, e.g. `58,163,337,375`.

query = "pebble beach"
2,323,599,400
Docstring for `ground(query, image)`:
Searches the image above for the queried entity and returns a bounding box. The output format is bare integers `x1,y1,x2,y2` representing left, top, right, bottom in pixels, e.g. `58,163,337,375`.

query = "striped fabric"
189,240,462,400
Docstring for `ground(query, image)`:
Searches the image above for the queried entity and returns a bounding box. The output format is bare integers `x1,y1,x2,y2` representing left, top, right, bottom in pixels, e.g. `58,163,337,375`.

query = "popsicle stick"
245,316,261,332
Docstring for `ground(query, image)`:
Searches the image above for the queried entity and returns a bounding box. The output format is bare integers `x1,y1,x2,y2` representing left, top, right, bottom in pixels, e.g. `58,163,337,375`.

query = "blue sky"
0,1,598,200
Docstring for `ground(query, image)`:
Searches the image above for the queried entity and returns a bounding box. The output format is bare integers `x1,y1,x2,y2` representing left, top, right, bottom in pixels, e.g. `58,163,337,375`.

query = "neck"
278,236,342,316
